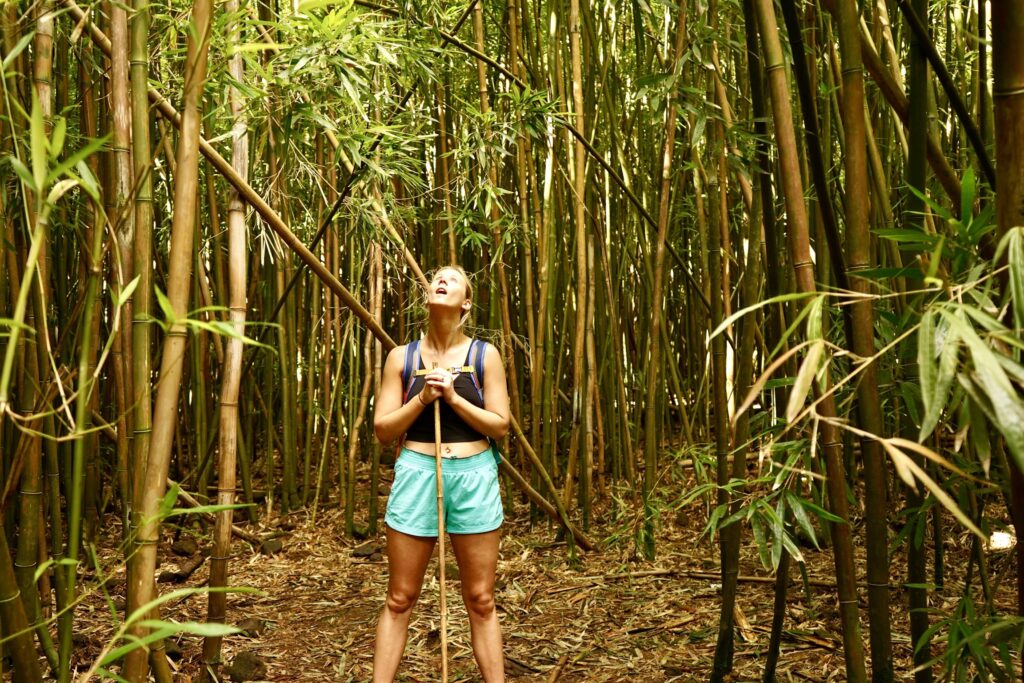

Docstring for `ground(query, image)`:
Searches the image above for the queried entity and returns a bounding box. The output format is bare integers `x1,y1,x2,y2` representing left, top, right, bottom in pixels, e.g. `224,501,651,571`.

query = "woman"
371,266,509,682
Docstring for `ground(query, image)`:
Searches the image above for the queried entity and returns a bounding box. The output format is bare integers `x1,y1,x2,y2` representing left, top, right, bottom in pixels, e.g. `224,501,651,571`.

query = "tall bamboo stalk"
752,0,867,678
200,0,248,672
122,0,215,677
639,3,686,560
992,7,1024,671
832,0,893,678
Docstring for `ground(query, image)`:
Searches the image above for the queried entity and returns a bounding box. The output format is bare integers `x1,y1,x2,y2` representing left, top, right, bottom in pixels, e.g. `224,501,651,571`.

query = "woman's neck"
424,310,465,353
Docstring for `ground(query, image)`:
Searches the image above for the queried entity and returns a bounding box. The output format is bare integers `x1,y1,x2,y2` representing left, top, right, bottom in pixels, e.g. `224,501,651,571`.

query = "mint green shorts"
385,447,503,537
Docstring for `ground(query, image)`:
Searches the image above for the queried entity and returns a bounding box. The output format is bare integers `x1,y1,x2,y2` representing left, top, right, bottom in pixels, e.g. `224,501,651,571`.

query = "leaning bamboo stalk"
122,0,214,678
200,0,248,671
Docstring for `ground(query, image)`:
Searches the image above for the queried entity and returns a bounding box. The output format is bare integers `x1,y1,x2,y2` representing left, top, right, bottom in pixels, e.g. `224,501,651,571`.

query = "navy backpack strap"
468,340,501,465
401,340,421,403
467,339,486,402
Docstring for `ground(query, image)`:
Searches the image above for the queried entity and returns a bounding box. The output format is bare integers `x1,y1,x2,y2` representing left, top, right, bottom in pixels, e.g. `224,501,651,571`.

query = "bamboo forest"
1,0,1023,679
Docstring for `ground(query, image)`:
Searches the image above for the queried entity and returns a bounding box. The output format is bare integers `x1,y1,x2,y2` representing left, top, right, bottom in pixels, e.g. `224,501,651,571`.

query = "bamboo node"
0,589,21,604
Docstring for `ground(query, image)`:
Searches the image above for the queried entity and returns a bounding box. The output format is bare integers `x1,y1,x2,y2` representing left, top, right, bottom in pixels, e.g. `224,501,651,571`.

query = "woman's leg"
372,526,436,682
449,529,504,682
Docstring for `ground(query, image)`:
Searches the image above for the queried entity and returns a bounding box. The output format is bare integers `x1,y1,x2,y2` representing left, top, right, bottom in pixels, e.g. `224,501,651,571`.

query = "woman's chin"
428,300,461,314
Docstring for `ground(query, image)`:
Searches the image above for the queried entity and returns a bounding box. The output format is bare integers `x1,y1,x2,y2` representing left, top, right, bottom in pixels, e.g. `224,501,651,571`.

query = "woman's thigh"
449,529,500,594
386,525,437,597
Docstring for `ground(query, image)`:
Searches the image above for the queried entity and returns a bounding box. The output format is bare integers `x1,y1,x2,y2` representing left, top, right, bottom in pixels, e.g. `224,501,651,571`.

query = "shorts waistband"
399,447,493,472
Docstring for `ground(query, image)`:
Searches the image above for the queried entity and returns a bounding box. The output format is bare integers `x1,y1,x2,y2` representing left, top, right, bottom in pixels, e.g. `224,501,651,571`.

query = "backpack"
400,338,501,464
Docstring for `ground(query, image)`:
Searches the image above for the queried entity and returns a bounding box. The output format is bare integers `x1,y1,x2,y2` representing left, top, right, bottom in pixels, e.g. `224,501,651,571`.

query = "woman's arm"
437,344,510,441
373,346,431,444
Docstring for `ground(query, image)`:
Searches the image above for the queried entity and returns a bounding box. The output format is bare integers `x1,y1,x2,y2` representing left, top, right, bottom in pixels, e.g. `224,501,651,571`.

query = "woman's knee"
463,586,496,619
385,586,420,616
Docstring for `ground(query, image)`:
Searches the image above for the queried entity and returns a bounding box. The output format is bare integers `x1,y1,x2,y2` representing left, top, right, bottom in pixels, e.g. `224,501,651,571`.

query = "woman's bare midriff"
403,439,490,458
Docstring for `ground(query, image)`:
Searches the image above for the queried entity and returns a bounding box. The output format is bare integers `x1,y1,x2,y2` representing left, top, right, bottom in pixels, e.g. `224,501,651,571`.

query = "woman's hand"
422,368,456,405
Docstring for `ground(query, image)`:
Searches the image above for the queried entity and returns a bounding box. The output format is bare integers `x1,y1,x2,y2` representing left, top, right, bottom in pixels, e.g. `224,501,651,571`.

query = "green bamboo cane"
121,0,215,676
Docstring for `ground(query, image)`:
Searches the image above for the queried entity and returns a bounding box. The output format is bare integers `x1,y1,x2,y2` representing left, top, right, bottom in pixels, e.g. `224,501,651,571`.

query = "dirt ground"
64,457,1013,682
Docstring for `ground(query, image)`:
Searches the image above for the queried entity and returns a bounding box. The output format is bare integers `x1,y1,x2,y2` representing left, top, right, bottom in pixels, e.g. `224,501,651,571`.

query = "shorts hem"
448,520,504,535
385,519,503,537
384,519,438,538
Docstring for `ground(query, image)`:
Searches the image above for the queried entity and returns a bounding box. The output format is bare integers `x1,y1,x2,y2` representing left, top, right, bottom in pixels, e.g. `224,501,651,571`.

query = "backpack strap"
401,340,422,404
467,339,501,466
467,339,486,403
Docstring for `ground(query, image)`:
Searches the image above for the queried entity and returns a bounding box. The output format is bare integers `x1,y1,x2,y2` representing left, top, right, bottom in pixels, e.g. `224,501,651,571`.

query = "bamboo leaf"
786,341,823,423
786,492,818,549
117,275,141,310
160,481,180,522
50,116,67,158
919,309,960,440
45,178,80,206
47,134,110,187
100,627,179,665
228,42,289,55
881,441,917,492
154,286,177,325
780,533,805,567
166,503,252,518
2,31,34,70
907,184,954,223
948,312,1024,471
960,168,975,225
8,156,36,192
709,291,813,340
900,455,985,538
998,227,1024,331
968,398,992,477
297,0,353,12
887,437,981,482
732,343,807,426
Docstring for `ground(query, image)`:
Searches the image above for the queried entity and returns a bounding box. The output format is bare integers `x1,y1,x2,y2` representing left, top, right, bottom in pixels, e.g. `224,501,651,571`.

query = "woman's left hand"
424,368,457,404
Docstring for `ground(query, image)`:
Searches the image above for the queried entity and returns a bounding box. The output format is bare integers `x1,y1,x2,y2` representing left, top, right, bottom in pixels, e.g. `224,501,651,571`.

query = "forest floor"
68,451,1014,682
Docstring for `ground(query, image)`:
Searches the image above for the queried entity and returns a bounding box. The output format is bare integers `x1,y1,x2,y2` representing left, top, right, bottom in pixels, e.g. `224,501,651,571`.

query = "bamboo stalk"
432,361,449,682
752,0,867,678
641,3,687,561
832,0,893,678
122,0,214,677
200,0,248,671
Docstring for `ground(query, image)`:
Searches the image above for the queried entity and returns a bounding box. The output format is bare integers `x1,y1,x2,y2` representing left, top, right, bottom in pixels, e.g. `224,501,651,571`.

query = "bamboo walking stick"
433,361,449,682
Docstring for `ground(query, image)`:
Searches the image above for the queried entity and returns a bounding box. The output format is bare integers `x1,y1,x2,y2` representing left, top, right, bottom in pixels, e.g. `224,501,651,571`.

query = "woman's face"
430,268,472,314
